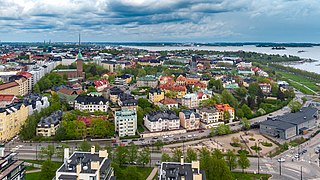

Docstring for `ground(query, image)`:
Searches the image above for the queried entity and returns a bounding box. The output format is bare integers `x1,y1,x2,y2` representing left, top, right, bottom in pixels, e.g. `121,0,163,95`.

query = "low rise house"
108,86,123,103
159,157,206,180
74,94,109,112
197,106,224,129
114,108,137,137
36,110,63,137
259,83,272,93
158,97,178,110
149,88,165,103
260,107,318,139
182,91,211,109
94,80,108,92
118,93,138,110
24,94,50,115
56,147,114,180
144,110,180,132
179,110,201,130
214,104,235,123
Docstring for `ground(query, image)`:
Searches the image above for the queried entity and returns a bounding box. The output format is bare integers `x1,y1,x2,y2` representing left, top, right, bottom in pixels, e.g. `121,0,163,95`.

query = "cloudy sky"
0,0,319,42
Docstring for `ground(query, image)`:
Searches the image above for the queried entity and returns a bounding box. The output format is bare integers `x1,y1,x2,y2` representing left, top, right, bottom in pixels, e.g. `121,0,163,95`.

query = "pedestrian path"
146,167,158,180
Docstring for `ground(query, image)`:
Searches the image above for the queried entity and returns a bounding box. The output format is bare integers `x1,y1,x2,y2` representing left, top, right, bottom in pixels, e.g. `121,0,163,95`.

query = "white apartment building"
114,108,137,137
144,110,180,132
74,94,109,112
197,106,224,129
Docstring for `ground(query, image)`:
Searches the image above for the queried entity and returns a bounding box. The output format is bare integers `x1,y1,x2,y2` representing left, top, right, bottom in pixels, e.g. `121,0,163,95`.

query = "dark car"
139,138,145,141
152,137,158,140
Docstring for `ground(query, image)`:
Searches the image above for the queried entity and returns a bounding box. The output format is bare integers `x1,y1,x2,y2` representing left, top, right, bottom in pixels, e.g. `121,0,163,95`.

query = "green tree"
138,147,150,166
79,141,91,152
122,166,142,180
115,146,128,167
248,82,263,98
288,100,302,113
154,140,164,150
241,118,251,130
235,109,244,118
137,68,146,77
172,149,183,162
138,98,152,109
241,104,252,119
62,112,77,121
225,150,237,170
128,144,138,164
56,144,70,160
87,86,97,93
90,118,108,138
161,153,171,162
221,89,238,108
33,84,41,94
238,152,250,173
40,160,56,180
223,110,231,122
186,148,197,163
213,124,231,136
39,145,55,160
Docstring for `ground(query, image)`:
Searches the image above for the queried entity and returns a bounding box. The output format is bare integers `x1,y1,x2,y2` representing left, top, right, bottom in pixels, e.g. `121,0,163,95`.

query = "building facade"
149,88,165,103
144,110,180,132
36,110,62,137
197,106,224,129
137,75,158,88
56,146,114,180
74,94,109,112
114,108,137,137
0,147,25,180
179,110,201,130
0,103,28,142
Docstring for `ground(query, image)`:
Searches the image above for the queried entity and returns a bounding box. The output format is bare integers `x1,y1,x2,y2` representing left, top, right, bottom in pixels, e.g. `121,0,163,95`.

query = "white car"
278,158,285,162
193,134,198,137
294,154,300,159
187,135,193,138
163,135,168,139
169,135,174,138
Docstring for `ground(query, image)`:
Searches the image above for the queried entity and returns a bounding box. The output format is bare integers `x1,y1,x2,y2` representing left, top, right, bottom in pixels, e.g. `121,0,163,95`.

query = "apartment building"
56,146,114,180
137,75,158,88
114,108,137,137
149,88,165,103
36,110,63,137
144,110,180,132
74,94,109,112
118,93,138,110
197,106,224,129
0,95,17,108
158,97,178,110
179,110,201,130
0,102,28,142
182,91,210,109
214,104,235,123
0,146,25,180
159,157,206,180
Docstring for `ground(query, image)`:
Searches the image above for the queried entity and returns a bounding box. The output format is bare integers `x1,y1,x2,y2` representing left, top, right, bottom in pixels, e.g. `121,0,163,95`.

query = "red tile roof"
0,95,16,102
0,82,19,91
16,71,32,79
159,97,177,105
58,88,83,96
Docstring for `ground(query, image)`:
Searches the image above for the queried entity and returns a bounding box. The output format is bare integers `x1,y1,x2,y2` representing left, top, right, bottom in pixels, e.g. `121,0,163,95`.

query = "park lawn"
24,159,62,167
26,172,41,180
232,172,272,180
25,166,40,171
136,167,153,179
278,72,320,93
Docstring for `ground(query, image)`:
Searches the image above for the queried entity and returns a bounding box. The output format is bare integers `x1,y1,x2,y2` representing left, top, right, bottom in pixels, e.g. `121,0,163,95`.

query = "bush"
261,141,273,147
249,138,255,141
237,150,249,155
230,143,241,147
250,145,262,151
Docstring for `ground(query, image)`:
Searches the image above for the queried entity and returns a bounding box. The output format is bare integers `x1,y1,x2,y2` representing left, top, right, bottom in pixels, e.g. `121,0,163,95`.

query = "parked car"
139,138,144,141
278,158,285,162
163,135,168,138
152,137,158,140
187,135,193,138
199,130,205,133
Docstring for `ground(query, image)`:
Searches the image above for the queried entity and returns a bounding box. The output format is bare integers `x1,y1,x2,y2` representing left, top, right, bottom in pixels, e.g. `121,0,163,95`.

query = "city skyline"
0,0,319,42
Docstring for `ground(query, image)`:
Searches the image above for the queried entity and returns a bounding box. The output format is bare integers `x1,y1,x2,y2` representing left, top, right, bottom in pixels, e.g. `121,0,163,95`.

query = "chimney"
76,163,81,180
0,144,5,157
180,156,184,165
99,150,108,158
64,148,70,160
91,146,95,154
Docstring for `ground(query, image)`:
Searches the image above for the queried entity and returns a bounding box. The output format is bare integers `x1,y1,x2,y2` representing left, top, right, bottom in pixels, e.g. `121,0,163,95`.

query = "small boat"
271,47,286,50
297,50,306,53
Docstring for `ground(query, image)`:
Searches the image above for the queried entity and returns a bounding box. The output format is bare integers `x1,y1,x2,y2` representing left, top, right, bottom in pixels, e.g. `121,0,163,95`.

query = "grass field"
278,71,320,94
26,172,41,180
232,172,272,180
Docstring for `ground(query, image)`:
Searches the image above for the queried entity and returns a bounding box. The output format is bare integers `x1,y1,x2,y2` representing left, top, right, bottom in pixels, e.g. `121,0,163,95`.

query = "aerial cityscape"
0,1,320,180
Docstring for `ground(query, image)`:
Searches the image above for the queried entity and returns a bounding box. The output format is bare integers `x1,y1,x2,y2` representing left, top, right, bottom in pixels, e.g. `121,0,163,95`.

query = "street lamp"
300,166,303,180
278,159,282,176
257,139,262,174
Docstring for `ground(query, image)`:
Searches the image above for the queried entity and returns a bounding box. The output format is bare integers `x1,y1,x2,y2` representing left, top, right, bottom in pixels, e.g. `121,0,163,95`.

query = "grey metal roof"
160,162,206,180
181,109,200,119
146,110,178,122
260,119,295,130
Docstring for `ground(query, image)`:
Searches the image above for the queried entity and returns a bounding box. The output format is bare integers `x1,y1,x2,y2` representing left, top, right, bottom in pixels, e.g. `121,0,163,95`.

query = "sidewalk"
146,167,158,180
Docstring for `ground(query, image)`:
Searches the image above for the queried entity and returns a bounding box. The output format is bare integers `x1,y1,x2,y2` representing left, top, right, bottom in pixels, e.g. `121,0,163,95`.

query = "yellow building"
0,77,29,96
149,88,164,103
0,82,19,96
0,103,29,142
